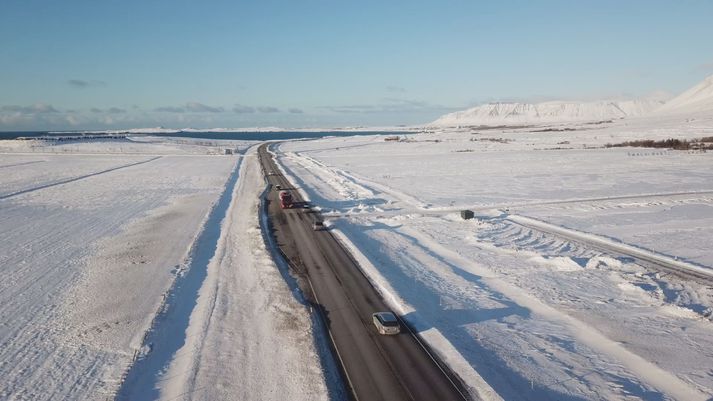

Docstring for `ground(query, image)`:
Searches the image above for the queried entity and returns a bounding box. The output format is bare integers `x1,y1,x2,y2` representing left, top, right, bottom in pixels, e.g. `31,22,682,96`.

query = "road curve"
258,144,471,401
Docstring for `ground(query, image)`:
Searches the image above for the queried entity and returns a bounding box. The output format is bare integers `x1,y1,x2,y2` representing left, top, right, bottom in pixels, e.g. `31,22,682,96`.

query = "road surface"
258,144,471,401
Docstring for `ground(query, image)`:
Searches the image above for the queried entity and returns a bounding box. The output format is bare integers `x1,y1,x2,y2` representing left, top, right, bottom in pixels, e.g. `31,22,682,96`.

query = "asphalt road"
258,144,470,401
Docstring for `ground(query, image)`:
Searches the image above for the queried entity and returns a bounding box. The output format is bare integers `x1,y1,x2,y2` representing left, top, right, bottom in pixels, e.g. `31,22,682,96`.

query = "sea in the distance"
0,130,405,141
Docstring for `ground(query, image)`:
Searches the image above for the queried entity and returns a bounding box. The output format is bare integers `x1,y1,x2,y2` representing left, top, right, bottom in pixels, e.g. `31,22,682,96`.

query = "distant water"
0,130,404,141
0,131,47,140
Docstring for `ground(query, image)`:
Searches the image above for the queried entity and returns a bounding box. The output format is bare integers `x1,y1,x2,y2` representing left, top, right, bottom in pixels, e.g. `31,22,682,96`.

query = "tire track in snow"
395,225,711,401
0,160,45,169
287,151,375,200
116,156,242,401
0,195,171,400
325,190,713,219
507,213,713,283
0,156,161,201
337,167,430,209
280,149,429,212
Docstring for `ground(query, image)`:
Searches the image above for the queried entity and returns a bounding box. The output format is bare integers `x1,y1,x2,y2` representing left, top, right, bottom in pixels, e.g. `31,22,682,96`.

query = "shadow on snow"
117,157,243,401
341,220,666,401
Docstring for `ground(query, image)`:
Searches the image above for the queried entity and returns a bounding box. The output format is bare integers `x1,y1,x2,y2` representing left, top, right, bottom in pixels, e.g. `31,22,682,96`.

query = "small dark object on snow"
460,210,474,220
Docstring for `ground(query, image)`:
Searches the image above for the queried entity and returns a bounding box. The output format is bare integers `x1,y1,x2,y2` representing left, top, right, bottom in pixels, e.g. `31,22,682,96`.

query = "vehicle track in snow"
279,149,429,212
384,222,712,401
507,214,713,286
323,190,713,219
0,156,161,201
0,144,245,400
0,160,45,169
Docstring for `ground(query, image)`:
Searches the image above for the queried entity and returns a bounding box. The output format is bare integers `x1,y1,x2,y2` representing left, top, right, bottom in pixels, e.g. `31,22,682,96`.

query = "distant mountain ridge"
430,99,665,127
655,75,713,115
431,74,713,127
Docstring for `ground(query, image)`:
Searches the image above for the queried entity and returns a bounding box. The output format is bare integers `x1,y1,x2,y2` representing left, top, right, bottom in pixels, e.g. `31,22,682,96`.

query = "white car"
372,312,400,335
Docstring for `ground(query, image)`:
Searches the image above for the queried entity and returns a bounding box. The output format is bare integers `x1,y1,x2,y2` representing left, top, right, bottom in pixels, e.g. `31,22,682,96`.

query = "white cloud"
67,79,106,88
257,106,280,113
1,103,59,114
185,102,224,113
233,105,256,114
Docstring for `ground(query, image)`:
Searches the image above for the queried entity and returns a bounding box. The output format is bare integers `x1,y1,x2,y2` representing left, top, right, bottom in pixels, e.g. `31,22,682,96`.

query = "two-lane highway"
258,144,471,401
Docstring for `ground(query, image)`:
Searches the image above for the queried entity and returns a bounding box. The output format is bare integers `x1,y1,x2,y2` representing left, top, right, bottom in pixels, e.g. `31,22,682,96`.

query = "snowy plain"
0,137,330,401
2,102,712,401
276,113,713,401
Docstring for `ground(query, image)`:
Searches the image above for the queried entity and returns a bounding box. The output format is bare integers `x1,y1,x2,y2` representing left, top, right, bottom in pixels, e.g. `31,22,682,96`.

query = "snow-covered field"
3,109,712,401
0,137,329,401
276,114,713,401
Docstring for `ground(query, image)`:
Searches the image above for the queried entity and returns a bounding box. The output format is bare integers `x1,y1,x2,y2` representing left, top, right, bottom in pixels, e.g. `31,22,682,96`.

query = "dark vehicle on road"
279,190,293,209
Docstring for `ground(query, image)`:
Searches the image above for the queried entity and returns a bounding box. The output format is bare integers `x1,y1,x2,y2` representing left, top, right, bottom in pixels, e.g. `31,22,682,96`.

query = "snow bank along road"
258,144,470,401
118,145,330,401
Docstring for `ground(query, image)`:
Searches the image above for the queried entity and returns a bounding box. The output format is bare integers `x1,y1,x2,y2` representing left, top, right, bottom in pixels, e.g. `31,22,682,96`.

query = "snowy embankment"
120,146,331,401
1,137,329,401
275,115,713,401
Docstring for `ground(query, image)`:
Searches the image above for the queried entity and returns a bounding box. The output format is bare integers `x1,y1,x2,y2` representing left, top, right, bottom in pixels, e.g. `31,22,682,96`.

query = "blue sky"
1,0,713,130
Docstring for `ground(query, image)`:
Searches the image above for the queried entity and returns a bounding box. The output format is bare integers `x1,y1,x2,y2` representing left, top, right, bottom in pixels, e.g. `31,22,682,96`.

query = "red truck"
279,190,293,209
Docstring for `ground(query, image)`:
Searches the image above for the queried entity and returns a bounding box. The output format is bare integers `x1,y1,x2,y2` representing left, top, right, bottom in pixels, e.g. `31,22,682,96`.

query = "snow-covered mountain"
655,74,713,115
431,74,713,127
431,99,665,127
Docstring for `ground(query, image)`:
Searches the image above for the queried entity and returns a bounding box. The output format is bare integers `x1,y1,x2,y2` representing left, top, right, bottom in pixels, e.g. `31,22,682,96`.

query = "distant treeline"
606,137,713,150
